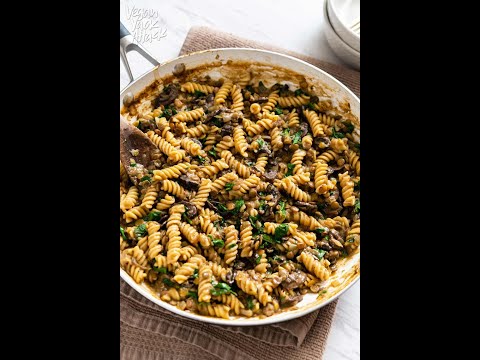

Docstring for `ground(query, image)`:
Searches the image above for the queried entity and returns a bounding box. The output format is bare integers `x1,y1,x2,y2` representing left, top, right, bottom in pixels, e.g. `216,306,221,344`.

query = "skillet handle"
120,22,160,84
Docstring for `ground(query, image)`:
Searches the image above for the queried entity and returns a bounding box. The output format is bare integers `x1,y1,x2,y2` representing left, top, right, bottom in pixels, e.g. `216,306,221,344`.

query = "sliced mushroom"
153,84,179,107
177,174,201,191
180,201,198,218
282,270,308,290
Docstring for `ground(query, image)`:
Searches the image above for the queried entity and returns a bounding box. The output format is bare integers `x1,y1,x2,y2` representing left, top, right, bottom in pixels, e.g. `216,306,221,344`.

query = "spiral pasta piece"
180,82,215,94
223,225,239,265
156,194,176,211
186,124,210,138
179,222,200,245
282,177,312,201
255,153,268,172
317,150,339,164
250,103,261,115
254,249,269,273
236,71,251,87
141,184,159,210
191,179,212,210
263,222,298,235
233,127,249,157
277,94,310,108
213,293,244,315
166,204,184,264
237,174,261,194
203,126,220,151
146,131,185,162
211,172,238,193
347,149,360,175
286,209,321,230
291,149,307,175
197,303,230,319
237,221,253,259
319,113,338,127
198,159,229,178
280,172,310,187
181,137,206,157
153,163,189,181
173,254,206,284
230,84,244,112
121,186,139,212
155,117,181,147
287,109,300,128
214,79,233,105
338,171,356,207
120,161,128,183
220,150,250,178
124,205,149,223
345,219,360,252
179,245,199,261
245,113,278,137
314,161,329,195
199,209,220,238
171,108,205,123
297,251,331,281
147,221,163,260
261,91,279,112
235,271,258,296
303,109,325,137
270,126,283,151
198,264,214,302
331,138,348,153
302,134,313,150
160,180,186,200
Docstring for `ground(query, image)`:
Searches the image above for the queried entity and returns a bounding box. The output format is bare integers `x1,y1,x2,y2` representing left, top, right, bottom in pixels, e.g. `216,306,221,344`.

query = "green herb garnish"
274,107,283,115
314,249,327,260
246,297,254,310
210,282,237,296
182,212,193,225
192,268,199,279
259,199,266,211
331,127,345,138
282,128,290,136
130,163,137,167
355,143,360,150
255,256,262,264
228,243,237,249
120,227,127,241
343,122,355,133
292,130,302,144
208,148,217,158
313,228,325,235
278,201,286,217
354,198,360,213
285,163,295,177
233,199,245,214
347,238,355,243
225,182,234,191
262,234,275,245
257,138,265,147
152,266,167,274
306,102,315,110
162,278,175,287
274,224,289,242
294,89,304,96
187,291,198,300
134,223,147,238
194,90,206,97
196,156,206,164
209,235,225,248
144,210,162,221
139,176,151,183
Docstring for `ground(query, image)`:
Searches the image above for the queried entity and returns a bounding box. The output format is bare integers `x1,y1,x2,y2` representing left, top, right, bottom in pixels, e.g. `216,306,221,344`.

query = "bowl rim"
327,0,360,44
324,0,360,56
120,47,360,326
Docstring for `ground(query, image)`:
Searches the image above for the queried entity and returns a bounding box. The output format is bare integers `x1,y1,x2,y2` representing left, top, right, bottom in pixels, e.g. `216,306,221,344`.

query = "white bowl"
323,0,360,70
327,0,360,52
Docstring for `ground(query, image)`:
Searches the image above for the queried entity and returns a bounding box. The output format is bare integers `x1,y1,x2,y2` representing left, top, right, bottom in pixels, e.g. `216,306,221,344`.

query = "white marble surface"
119,1,360,359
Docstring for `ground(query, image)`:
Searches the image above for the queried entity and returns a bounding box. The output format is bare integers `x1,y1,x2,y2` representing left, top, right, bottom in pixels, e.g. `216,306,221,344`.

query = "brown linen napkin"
120,26,360,360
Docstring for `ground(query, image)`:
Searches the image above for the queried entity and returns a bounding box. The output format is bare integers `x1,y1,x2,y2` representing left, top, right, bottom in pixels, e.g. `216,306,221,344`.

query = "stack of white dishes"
323,0,360,70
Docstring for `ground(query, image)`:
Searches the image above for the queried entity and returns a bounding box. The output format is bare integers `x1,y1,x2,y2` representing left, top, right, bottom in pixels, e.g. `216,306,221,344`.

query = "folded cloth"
120,25,360,360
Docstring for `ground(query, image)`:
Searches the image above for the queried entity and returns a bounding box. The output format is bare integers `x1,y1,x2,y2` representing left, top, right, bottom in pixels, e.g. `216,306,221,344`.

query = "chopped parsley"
196,156,206,164
130,163,137,167
228,243,237,249
162,105,177,118
294,89,304,96
314,249,327,260
347,238,355,243
209,235,225,248
152,266,167,274
292,130,302,144
249,215,263,232
134,223,147,238
331,127,345,138
187,291,198,300
233,199,245,214
257,138,265,147
274,224,289,242
182,212,193,225
355,143,360,151
246,297,254,310
274,107,283,115
225,182,234,191
162,278,175,287
255,256,262,264
208,148,217,158
285,163,295,177
194,90,206,97
144,210,162,221
210,282,237,296
278,201,286,217
313,227,325,235
259,199,266,211
139,175,151,183
282,128,290,136
120,227,127,241
261,234,275,245
354,198,360,213
306,102,315,110
343,121,355,133
192,268,199,279
218,203,228,212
